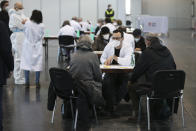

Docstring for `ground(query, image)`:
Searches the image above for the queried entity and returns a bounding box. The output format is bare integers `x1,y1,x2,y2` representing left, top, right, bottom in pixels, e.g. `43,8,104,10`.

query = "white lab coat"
80,21,91,32
59,25,76,37
20,20,44,71
9,12,28,84
70,20,81,32
97,23,116,35
123,32,135,52
100,40,133,66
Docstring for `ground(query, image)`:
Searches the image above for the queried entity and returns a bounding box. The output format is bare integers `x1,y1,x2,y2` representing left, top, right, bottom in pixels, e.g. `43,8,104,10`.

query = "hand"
104,56,114,65
9,72,13,78
22,19,27,24
135,48,141,51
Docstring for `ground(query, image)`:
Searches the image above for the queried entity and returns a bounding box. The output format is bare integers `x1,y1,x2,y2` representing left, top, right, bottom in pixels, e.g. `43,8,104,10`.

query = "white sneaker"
15,80,25,85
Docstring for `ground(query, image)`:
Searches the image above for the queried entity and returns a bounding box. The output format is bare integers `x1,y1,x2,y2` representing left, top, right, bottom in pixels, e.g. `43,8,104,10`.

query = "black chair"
49,68,98,130
58,35,75,62
137,70,186,130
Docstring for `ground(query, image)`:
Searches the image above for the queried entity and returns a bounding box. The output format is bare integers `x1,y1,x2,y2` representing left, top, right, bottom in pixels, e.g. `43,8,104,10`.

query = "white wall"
142,0,192,29
8,0,130,35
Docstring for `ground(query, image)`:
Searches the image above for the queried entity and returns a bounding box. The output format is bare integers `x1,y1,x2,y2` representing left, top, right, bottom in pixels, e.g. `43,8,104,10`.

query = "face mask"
113,22,117,26
103,34,110,40
113,40,121,47
97,23,100,27
5,6,9,11
16,10,23,15
135,38,140,42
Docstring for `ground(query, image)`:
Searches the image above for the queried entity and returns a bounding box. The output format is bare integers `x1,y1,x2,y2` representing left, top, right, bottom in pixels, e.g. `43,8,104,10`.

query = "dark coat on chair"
0,21,14,86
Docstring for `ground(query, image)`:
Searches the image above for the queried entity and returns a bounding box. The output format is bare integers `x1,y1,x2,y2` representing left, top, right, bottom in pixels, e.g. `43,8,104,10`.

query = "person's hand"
104,56,114,65
22,19,27,24
8,72,13,78
135,48,141,51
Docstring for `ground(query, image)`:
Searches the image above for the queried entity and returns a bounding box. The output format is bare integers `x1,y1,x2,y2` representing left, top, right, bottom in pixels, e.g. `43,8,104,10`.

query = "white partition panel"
42,0,60,35
60,0,79,26
23,0,41,17
80,0,97,24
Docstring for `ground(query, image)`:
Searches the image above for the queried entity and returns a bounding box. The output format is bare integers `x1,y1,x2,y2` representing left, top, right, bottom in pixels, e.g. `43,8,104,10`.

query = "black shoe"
36,82,40,88
25,82,30,87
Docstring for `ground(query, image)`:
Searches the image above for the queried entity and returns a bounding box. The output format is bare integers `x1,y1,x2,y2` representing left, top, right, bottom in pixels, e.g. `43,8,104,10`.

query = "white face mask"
113,22,117,26
97,23,100,27
5,6,9,11
113,40,121,47
16,10,23,15
135,38,140,42
103,34,110,40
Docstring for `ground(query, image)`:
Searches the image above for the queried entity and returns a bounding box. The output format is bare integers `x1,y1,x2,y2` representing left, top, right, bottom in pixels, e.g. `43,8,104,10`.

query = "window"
125,0,131,15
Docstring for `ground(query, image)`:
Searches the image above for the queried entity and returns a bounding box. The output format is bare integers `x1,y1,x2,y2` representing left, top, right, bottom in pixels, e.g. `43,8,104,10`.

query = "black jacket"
0,10,12,36
135,36,146,51
131,42,176,83
0,21,14,86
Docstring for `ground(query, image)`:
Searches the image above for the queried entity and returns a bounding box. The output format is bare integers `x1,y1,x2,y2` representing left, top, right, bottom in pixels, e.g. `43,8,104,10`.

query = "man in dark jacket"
0,1,11,36
0,21,14,131
133,29,146,52
128,35,176,120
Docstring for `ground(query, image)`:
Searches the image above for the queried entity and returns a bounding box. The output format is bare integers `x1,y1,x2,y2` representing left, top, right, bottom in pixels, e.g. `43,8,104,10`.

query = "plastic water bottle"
45,30,49,37
130,53,135,67
77,30,80,38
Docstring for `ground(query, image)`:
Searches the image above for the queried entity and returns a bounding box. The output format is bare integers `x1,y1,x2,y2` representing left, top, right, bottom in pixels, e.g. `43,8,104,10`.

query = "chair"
137,70,186,130
49,68,98,130
58,35,75,62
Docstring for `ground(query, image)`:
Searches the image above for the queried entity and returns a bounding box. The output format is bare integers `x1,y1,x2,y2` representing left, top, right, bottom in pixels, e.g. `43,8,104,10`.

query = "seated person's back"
69,35,102,82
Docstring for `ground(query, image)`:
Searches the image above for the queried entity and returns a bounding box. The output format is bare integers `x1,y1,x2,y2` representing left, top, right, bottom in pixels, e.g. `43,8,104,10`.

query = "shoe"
15,80,25,85
36,82,40,88
25,82,30,87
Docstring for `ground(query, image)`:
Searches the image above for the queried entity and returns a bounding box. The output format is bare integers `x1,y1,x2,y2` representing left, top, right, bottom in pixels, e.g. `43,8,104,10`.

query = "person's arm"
0,22,14,72
130,50,150,83
92,54,102,82
116,44,132,66
100,44,109,64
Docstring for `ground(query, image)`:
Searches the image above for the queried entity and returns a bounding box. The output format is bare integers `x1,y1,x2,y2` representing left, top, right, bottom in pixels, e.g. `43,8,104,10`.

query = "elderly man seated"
48,36,103,130
100,29,133,117
128,35,176,121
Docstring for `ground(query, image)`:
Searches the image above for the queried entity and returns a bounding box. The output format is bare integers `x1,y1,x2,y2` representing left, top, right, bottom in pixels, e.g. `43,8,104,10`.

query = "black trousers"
0,86,3,131
102,73,128,112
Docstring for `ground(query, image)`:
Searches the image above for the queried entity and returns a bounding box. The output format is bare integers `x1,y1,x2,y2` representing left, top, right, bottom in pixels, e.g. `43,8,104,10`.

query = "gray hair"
78,35,93,44
77,35,93,50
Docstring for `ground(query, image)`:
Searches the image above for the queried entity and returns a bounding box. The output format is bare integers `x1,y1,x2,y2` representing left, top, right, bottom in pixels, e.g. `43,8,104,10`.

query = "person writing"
100,29,132,117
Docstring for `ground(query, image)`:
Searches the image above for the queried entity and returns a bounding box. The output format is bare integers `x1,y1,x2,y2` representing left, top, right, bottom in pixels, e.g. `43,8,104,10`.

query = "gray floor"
3,29,196,131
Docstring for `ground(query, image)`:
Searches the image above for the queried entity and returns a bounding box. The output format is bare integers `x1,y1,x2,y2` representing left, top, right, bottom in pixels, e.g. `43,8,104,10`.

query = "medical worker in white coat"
100,29,132,116
9,2,28,84
20,10,44,87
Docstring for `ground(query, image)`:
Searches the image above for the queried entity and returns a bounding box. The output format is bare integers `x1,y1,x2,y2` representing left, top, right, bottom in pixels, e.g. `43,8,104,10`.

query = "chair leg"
137,97,142,123
172,97,175,120
147,97,150,130
74,109,78,131
180,95,185,128
93,105,98,125
70,99,75,124
51,100,57,124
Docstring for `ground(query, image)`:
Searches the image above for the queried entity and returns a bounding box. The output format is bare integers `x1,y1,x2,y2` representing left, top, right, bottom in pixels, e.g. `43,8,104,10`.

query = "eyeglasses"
112,37,122,40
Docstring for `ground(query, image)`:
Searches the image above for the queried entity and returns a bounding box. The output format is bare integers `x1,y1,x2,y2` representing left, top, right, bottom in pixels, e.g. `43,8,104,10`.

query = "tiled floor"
3,29,196,131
